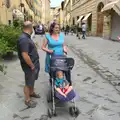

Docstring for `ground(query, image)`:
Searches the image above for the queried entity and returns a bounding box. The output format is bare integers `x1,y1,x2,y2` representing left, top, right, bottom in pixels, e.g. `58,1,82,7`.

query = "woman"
41,22,71,85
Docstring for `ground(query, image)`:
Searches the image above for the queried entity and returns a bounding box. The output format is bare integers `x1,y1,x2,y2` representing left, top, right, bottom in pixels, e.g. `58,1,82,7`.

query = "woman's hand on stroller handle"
63,46,68,55
48,50,54,54
50,50,67,55
64,51,67,55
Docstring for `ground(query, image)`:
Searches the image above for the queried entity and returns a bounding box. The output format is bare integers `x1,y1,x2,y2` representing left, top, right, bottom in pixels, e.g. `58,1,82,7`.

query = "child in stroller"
47,55,80,118
55,70,73,98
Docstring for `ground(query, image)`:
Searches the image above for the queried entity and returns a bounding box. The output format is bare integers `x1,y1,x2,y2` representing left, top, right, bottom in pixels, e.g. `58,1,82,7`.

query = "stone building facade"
0,0,47,25
32,0,42,22
50,6,64,28
0,0,13,24
0,0,36,24
64,0,120,40
101,0,120,40
71,0,101,36
64,0,72,26
41,0,50,25
50,7,56,22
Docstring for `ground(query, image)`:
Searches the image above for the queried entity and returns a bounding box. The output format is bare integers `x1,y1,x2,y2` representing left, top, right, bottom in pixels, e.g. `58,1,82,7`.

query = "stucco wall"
0,6,12,25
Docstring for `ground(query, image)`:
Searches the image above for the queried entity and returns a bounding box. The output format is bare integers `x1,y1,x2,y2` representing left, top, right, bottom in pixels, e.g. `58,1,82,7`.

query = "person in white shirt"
39,24,43,31
82,22,86,39
31,28,35,39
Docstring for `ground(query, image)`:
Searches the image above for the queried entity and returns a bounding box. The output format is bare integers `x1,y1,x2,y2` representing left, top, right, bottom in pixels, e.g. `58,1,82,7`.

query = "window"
8,20,11,25
6,0,10,8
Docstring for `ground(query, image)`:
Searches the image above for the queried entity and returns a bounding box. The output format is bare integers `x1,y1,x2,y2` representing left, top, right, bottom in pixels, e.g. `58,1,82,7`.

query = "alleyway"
0,35,120,120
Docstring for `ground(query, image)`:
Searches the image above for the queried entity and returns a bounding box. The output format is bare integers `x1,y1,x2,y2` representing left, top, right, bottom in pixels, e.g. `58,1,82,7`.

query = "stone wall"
71,0,112,38
0,6,12,25
103,15,111,39
71,0,97,35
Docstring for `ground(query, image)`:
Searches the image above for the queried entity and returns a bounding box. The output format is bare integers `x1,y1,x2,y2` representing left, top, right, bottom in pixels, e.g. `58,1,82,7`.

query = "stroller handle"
52,50,67,55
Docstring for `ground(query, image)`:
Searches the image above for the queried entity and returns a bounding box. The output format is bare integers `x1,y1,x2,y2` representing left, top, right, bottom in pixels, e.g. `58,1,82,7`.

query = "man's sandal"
25,100,37,108
30,92,41,98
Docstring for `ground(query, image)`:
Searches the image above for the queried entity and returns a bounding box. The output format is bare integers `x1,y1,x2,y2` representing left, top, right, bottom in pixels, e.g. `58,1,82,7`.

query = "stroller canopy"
50,55,74,72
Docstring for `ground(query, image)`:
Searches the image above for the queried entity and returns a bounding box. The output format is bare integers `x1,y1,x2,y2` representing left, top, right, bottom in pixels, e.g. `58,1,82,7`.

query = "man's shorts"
24,61,40,87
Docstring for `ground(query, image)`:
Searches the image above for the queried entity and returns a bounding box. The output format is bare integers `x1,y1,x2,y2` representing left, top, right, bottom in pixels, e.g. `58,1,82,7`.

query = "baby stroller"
47,55,80,118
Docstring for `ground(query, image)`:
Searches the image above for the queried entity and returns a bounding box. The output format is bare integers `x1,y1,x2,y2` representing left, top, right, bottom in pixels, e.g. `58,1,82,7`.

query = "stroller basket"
50,55,74,72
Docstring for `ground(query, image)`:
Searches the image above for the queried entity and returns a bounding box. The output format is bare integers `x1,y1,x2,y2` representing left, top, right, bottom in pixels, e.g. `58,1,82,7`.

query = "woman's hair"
49,22,60,35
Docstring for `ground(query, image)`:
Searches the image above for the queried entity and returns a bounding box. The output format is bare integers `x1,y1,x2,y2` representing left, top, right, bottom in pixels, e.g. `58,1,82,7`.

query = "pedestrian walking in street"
76,24,81,39
41,22,72,85
65,25,70,35
82,22,87,39
17,21,40,108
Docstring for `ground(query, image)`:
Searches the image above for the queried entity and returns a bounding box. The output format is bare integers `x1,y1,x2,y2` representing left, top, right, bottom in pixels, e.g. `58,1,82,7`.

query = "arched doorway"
97,2,104,36
72,17,75,25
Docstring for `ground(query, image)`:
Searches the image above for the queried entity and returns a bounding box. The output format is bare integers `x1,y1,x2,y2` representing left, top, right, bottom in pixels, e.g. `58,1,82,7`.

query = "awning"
101,0,120,16
82,13,92,21
77,16,84,23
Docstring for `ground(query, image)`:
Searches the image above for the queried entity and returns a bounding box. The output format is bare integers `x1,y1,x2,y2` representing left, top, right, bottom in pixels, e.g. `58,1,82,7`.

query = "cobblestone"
0,35,120,120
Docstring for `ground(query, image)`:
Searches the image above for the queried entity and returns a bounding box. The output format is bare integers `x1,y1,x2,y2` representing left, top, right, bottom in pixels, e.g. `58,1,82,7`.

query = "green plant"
0,38,12,54
0,24,22,74
0,25,22,53
13,19,23,29
0,63,7,75
0,38,8,74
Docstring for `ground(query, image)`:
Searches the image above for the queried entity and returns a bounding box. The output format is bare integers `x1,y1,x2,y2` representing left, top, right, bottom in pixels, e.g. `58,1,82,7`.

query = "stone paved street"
66,35,120,92
0,35,120,120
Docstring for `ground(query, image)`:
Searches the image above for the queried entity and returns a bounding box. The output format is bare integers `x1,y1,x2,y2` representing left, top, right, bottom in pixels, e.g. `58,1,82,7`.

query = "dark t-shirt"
17,32,39,71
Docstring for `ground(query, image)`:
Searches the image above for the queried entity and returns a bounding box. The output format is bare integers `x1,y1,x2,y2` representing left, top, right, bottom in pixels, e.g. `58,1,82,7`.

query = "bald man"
17,21,40,108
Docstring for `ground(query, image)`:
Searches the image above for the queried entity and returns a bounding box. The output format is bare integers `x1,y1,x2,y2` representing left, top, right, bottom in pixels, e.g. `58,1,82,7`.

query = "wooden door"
97,12,104,36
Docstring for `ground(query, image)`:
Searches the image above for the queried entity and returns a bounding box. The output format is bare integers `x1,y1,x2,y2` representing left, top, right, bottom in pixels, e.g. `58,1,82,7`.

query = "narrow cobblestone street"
0,35,120,120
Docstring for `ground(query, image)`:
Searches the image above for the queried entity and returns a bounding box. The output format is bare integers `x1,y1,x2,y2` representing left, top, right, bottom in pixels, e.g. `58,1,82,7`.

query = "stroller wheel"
48,108,52,118
53,109,57,117
69,106,80,117
74,107,80,117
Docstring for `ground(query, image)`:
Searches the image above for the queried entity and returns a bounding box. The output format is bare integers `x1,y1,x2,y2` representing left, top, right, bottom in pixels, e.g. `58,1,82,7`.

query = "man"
82,22,87,39
17,21,40,108
66,25,70,35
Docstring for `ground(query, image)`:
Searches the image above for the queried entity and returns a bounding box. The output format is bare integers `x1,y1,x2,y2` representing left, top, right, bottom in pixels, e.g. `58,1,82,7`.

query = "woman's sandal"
30,92,41,98
25,100,37,108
